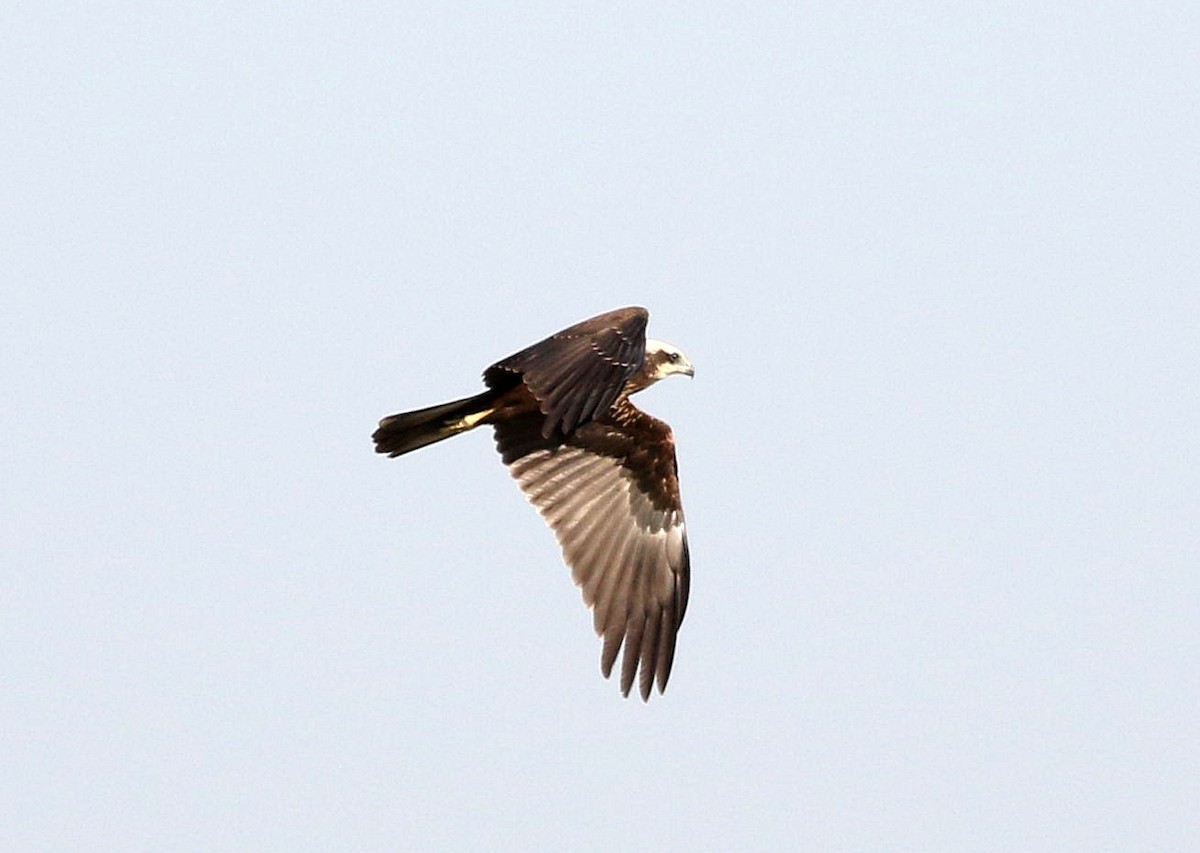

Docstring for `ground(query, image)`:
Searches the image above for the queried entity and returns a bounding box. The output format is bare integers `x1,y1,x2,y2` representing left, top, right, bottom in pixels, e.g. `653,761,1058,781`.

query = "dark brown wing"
483,306,648,437
494,399,690,700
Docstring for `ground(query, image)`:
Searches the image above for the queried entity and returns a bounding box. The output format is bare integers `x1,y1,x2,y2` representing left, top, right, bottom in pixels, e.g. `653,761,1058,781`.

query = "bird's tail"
372,390,500,458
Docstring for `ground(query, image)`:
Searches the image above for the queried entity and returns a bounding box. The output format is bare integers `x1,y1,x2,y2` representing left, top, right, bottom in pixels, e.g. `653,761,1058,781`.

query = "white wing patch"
507,444,687,699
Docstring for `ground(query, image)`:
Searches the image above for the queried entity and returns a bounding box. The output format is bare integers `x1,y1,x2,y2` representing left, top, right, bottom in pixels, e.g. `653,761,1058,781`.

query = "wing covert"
483,306,648,436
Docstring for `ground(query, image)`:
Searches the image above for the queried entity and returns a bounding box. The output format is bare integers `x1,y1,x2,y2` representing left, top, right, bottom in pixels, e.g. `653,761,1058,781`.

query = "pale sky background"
3,3,1198,851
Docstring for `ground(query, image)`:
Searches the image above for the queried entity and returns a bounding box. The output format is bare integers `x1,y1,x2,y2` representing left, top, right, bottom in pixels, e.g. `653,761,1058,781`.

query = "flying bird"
373,306,694,700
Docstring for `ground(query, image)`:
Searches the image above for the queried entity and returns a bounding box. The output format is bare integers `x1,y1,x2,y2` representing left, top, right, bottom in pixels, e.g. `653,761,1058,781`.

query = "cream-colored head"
643,339,695,382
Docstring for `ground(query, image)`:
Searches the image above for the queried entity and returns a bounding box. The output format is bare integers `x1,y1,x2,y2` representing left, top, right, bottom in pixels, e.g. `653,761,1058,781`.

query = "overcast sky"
4,3,1198,851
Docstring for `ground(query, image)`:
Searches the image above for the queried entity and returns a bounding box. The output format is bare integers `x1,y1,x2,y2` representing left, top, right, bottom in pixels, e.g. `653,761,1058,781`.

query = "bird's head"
643,339,695,383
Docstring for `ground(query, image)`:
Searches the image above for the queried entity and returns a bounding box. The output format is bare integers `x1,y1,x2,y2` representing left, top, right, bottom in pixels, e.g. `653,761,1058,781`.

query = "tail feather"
373,390,498,458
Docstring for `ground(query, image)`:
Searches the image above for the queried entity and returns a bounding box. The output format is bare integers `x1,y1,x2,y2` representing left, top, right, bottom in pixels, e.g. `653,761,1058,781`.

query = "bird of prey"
373,306,694,700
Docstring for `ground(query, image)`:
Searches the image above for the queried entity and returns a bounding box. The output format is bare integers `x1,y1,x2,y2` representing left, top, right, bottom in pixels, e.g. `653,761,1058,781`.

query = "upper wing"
494,400,690,700
483,306,648,436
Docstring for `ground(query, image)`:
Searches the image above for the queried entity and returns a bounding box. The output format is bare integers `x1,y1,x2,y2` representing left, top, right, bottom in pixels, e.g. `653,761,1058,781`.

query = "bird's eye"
668,352,680,362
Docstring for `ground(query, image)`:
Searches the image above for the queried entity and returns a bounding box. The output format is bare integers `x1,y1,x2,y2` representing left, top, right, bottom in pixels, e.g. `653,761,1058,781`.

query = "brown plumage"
373,306,694,700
